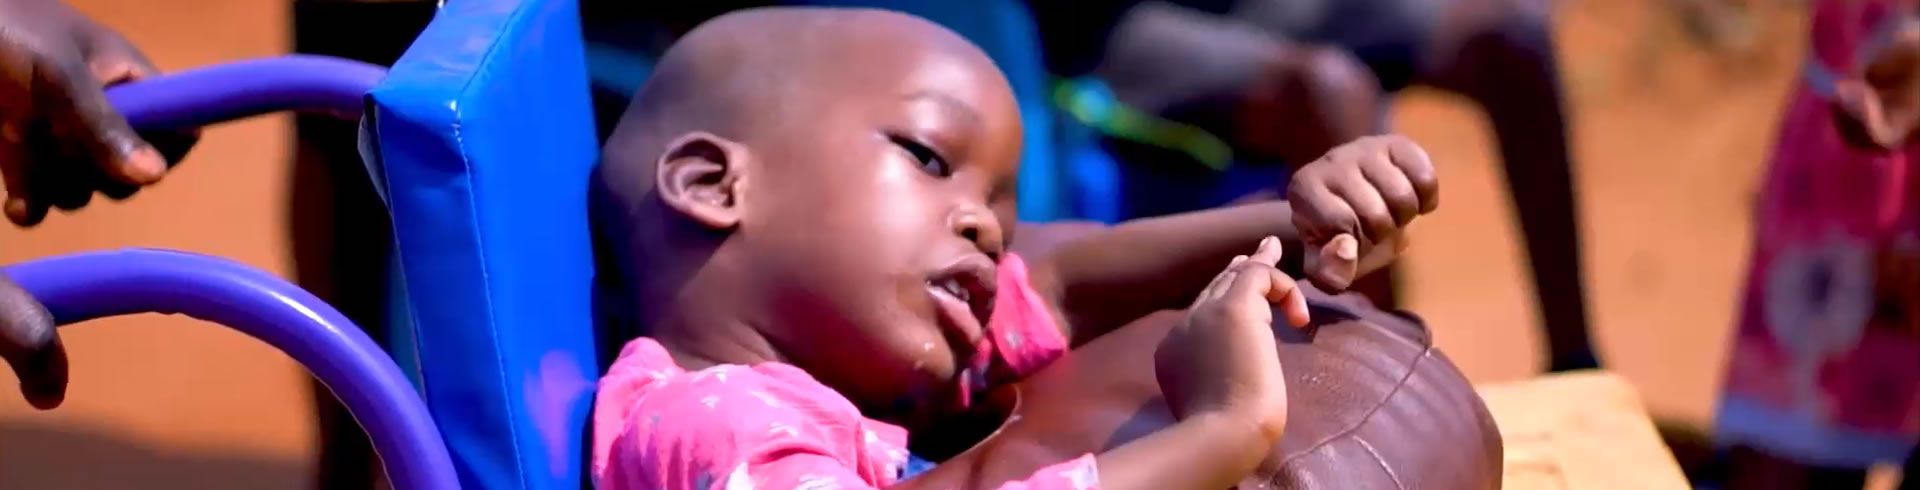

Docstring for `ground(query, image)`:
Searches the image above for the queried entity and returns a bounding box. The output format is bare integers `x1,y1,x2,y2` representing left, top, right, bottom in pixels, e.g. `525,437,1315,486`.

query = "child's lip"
927,283,986,349
927,254,997,346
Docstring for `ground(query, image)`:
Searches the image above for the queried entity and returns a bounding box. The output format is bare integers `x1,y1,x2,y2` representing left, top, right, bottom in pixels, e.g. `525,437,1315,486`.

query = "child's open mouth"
927,256,997,348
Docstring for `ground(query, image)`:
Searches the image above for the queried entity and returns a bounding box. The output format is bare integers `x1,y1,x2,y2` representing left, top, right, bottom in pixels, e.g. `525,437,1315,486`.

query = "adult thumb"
51,55,166,186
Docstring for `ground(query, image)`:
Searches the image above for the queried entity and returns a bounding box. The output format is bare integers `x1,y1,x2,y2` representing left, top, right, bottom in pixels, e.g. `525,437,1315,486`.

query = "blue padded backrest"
362,0,600,488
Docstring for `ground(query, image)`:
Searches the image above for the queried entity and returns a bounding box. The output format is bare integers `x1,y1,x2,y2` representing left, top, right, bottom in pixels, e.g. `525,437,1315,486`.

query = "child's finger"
1248,236,1284,266
1384,137,1438,214
1332,177,1396,246
1308,234,1359,292
1262,266,1311,328
1289,177,1359,242
1196,255,1248,305
1361,160,1420,226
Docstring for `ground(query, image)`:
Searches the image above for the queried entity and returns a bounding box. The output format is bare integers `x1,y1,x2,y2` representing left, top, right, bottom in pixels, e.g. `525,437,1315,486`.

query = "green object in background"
1052,77,1234,171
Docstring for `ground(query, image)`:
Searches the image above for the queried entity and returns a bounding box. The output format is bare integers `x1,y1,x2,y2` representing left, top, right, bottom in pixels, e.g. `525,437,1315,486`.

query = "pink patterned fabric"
1716,0,1920,468
593,253,1097,489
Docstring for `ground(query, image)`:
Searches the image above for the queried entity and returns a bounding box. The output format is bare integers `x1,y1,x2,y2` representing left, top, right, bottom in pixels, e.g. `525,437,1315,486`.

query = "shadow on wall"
0,423,307,489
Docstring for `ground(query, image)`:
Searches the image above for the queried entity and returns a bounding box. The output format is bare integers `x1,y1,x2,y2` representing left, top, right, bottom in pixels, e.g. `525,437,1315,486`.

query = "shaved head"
594,6,1018,279
599,7,999,200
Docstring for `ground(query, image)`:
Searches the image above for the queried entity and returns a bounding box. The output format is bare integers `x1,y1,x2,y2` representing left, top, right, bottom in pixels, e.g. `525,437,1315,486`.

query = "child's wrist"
1194,398,1288,444
1182,408,1287,470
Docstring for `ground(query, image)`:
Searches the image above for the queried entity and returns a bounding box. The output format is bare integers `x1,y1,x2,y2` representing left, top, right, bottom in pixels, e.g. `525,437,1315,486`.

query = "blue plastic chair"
363,0,600,487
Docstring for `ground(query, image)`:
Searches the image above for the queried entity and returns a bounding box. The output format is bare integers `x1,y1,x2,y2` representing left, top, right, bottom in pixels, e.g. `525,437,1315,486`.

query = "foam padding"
363,0,601,487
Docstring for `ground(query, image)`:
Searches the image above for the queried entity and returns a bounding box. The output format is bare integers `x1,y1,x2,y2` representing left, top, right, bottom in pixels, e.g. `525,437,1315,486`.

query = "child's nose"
948,206,1005,258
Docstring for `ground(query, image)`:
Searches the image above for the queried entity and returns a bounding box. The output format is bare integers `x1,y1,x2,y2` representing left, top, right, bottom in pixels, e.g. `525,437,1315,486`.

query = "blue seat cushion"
362,0,602,487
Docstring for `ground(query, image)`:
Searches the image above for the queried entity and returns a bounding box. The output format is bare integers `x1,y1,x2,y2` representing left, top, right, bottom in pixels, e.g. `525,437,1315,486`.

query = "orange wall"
0,0,314,487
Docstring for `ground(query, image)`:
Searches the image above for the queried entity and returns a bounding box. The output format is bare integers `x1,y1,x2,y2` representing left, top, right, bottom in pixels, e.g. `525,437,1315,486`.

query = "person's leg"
1418,0,1598,371
1095,2,1382,168
1233,44,1383,166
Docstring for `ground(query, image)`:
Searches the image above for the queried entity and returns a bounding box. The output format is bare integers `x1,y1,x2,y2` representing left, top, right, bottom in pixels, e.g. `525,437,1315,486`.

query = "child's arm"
908,238,1307,490
1026,201,1306,346
1028,136,1436,346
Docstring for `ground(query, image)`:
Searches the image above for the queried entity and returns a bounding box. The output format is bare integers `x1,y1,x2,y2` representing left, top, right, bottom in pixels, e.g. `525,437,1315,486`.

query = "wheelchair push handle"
106,55,387,130
1,251,459,490
1,56,444,486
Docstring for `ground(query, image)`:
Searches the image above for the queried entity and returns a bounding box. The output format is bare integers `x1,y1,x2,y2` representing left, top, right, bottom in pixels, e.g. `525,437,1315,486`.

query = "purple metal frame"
106,54,385,129
1,56,457,490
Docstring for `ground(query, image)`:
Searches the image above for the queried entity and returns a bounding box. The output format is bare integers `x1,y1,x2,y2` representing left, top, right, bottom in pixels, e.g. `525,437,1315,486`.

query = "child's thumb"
1307,234,1359,292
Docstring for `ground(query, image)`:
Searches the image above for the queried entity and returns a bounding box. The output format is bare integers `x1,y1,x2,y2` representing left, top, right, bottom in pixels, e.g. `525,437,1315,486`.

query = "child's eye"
890,135,952,178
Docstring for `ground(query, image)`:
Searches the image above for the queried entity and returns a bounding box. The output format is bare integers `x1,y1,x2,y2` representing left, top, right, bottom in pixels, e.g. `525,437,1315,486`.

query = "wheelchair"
3,0,1109,488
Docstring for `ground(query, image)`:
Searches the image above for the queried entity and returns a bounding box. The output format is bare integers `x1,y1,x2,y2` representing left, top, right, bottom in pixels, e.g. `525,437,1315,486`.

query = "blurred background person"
1715,1,1918,488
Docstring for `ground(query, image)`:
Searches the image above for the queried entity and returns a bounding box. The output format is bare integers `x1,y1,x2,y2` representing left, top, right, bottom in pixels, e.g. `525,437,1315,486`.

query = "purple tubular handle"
105,55,387,130
0,249,457,490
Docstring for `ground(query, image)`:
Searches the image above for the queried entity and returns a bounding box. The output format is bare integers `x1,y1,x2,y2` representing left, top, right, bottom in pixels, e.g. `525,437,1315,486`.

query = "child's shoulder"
596,338,858,419
592,338,912,484
593,337,903,438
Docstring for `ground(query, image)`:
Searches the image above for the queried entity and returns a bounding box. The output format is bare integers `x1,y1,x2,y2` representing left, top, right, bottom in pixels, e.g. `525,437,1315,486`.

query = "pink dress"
592,253,1100,489
1716,0,1920,467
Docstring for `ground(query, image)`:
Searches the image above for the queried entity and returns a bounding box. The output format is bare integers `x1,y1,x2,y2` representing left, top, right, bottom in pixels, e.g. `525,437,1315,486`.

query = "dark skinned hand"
1286,135,1439,292
1155,237,1306,438
0,272,65,409
1834,15,1919,150
0,0,197,227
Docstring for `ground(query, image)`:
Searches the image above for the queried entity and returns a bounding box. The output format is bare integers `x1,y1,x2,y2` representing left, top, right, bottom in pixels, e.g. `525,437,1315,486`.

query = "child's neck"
638,268,789,371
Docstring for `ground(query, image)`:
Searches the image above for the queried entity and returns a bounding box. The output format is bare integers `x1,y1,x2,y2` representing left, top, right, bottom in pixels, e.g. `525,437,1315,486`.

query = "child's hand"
1287,135,1438,292
0,272,65,409
1155,237,1306,439
1835,16,1919,150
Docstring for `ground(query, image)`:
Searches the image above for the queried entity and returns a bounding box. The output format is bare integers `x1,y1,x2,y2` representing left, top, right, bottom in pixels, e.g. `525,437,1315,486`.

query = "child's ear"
654,132,750,230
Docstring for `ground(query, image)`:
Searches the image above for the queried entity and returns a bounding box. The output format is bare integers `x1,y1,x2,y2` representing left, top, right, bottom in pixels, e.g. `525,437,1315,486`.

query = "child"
1716,1,1918,488
587,7,1438,489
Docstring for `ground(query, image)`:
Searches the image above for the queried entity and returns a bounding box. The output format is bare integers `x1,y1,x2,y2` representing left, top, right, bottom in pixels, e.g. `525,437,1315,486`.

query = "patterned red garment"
1717,0,1920,468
